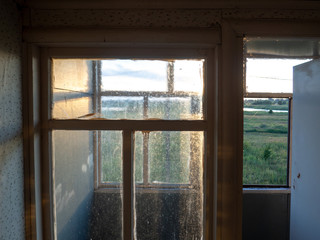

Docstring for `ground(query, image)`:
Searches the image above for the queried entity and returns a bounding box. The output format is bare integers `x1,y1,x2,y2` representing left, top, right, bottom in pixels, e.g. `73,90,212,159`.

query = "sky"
101,59,204,93
100,58,311,94
246,58,311,93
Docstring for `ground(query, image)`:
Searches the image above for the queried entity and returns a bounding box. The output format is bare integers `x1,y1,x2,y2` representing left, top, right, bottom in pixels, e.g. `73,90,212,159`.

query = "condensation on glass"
52,130,123,240
134,131,204,239
243,98,289,185
51,59,204,120
100,131,123,183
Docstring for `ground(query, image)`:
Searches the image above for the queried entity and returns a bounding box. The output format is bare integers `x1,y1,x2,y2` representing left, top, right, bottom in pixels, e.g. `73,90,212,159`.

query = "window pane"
100,131,123,183
51,59,204,120
52,59,94,119
148,131,192,184
101,96,144,120
148,97,202,120
246,58,310,93
174,60,204,93
134,132,144,183
102,60,167,92
243,98,289,185
52,130,123,240
134,131,204,239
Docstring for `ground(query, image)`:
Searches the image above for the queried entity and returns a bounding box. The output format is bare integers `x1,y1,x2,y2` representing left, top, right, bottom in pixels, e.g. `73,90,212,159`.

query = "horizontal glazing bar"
49,119,207,131
244,92,292,98
100,91,200,97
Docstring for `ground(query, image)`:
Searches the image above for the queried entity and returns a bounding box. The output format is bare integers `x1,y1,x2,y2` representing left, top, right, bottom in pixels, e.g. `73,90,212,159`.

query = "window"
46,47,215,240
243,38,312,187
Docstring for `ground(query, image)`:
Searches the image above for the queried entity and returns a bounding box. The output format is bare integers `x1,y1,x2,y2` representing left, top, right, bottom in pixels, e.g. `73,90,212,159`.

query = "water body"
244,108,288,113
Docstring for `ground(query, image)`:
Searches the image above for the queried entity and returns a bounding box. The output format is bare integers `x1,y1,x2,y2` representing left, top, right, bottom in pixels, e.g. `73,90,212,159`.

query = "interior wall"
243,192,290,240
0,0,24,239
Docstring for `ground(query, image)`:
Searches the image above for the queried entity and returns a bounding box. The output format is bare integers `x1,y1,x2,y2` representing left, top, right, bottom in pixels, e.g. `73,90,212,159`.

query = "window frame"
40,46,217,240
243,54,311,188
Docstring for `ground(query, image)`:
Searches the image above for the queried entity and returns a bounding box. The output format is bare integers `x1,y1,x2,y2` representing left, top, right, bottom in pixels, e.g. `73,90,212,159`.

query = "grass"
100,97,290,186
243,98,289,185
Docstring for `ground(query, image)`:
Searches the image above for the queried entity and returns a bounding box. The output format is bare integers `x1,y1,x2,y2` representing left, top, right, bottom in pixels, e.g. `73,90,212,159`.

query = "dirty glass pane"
174,60,204,93
246,58,310,93
52,130,123,240
51,58,205,120
243,98,289,185
100,131,123,183
148,97,202,120
134,131,204,239
101,96,144,120
51,59,94,119
134,132,144,183
101,60,167,92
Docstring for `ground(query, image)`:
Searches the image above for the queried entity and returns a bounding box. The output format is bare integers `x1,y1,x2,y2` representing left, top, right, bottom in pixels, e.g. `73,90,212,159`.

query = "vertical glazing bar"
142,96,149,184
97,61,102,187
40,48,54,240
206,47,218,240
142,132,149,185
123,130,134,240
288,97,292,187
92,61,98,189
167,61,174,93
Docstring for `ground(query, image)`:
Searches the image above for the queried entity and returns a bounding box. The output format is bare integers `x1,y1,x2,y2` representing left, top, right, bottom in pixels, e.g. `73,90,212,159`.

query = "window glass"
148,97,202,120
100,131,123,183
134,131,204,239
101,60,167,92
243,98,289,185
52,130,123,239
246,58,310,93
51,59,94,119
51,59,204,120
101,96,144,120
174,60,204,93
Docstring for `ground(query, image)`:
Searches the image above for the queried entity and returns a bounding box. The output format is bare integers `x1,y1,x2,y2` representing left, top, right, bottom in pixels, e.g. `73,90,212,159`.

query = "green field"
243,98,289,185
100,97,289,186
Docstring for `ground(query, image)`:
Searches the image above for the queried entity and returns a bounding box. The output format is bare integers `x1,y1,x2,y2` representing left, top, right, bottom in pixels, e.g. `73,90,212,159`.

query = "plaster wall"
0,0,24,239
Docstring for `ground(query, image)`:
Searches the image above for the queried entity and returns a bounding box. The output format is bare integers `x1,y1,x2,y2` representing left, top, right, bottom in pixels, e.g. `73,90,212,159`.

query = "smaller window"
243,56,309,187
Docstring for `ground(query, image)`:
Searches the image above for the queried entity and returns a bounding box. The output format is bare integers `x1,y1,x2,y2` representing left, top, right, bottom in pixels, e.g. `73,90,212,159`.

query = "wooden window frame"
243,51,315,189
24,43,218,240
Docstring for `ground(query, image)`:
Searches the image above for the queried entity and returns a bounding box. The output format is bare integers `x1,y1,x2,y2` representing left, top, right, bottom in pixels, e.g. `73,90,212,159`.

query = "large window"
243,38,311,187
46,48,215,240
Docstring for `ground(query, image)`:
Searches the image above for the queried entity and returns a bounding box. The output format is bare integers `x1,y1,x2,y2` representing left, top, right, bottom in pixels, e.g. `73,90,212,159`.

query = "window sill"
95,186,198,194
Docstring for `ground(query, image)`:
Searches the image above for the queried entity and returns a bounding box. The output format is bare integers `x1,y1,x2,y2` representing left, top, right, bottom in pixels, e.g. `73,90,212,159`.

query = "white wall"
0,0,24,239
